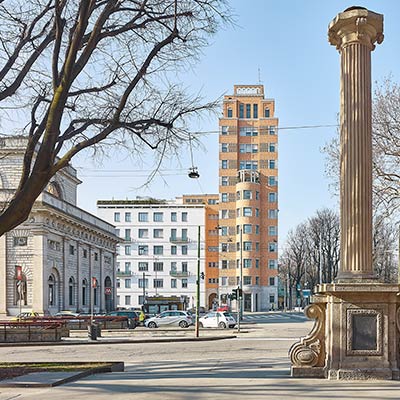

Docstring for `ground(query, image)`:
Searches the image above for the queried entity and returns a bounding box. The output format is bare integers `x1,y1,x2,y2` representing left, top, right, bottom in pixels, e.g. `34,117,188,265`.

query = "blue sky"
75,0,400,244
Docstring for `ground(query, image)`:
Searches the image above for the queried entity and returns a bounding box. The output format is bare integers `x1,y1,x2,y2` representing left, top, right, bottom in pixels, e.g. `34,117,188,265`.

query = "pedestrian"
139,309,146,326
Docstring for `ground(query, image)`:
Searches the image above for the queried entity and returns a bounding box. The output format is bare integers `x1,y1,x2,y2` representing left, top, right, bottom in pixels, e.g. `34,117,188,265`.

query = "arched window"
47,181,63,199
82,279,87,306
68,277,75,306
48,275,55,306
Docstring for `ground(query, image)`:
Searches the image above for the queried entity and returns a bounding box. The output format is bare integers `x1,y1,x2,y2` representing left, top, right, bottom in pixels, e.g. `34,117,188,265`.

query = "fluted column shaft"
328,8,383,280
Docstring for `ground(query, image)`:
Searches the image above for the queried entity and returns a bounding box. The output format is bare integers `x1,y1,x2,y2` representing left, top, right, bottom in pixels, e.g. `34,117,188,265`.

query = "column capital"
328,7,383,51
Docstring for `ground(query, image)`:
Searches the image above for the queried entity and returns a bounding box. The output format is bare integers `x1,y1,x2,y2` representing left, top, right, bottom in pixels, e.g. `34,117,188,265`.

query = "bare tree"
0,0,231,236
322,77,400,217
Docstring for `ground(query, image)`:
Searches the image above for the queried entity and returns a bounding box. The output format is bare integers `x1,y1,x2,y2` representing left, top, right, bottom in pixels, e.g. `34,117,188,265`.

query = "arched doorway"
208,293,218,310
104,276,113,312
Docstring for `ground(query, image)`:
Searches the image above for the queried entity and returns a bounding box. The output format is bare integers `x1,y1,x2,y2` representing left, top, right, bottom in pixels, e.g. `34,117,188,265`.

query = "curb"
0,335,236,347
0,361,124,388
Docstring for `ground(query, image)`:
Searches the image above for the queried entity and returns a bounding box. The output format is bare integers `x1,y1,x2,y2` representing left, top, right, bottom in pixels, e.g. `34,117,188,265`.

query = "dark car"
106,310,139,329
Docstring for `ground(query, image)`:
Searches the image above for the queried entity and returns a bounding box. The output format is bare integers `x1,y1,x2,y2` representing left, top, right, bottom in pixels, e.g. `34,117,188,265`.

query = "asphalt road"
1,312,400,399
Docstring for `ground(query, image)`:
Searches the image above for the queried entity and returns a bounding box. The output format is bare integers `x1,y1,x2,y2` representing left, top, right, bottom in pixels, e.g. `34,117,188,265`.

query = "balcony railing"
169,237,190,243
116,270,133,277
169,270,190,278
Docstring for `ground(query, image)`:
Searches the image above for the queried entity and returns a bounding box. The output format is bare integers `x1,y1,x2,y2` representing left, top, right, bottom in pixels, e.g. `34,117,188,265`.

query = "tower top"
233,85,264,97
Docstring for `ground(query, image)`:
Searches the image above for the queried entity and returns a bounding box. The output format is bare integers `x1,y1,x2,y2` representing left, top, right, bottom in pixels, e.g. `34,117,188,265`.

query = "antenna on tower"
258,67,263,84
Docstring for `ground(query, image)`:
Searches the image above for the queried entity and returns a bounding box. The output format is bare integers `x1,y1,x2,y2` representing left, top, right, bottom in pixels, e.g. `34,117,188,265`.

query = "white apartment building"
97,198,206,313
0,137,119,316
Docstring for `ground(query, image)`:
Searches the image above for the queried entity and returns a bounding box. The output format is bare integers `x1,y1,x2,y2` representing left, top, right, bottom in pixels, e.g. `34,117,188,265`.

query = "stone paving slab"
0,371,81,387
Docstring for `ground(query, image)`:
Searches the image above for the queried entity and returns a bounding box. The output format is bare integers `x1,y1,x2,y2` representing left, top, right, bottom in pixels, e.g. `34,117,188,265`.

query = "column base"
289,283,400,380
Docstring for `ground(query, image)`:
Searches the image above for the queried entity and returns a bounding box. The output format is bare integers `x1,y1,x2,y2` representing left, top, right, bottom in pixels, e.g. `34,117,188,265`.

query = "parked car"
106,310,139,329
53,310,80,318
11,311,40,321
199,311,236,329
217,305,230,312
145,310,193,328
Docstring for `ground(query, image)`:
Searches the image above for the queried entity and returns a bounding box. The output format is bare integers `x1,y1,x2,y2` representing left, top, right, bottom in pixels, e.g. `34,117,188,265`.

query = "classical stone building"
0,137,119,316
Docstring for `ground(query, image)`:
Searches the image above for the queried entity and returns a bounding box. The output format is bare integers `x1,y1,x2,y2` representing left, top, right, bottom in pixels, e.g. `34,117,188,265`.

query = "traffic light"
200,272,205,280
237,288,243,298
231,289,237,300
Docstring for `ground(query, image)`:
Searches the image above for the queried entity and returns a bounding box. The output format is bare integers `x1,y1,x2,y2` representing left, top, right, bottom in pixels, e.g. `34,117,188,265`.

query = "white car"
198,311,236,329
145,310,193,328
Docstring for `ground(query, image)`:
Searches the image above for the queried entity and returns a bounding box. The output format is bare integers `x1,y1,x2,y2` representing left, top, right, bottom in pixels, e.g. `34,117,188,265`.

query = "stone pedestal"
290,284,400,380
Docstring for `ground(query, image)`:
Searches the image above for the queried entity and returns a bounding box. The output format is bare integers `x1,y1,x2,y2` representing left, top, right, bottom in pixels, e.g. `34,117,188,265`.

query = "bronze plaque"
351,314,377,351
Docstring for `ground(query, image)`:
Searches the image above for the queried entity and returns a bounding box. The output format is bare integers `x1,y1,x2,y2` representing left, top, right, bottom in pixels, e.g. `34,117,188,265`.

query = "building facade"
218,84,279,311
97,197,207,313
0,137,119,316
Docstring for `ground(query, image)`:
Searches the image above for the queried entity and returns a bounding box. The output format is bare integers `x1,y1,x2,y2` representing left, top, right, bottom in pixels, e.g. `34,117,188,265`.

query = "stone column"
328,7,383,280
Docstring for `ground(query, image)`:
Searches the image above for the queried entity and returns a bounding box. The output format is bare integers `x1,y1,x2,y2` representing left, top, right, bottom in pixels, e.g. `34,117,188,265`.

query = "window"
246,104,251,118
221,260,228,269
239,161,258,170
69,245,75,255
171,279,177,288
221,176,228,186
125,229,131,241
243,190,252,199
244,276,252,285
253,104,258,118
240,127,258,136
138,229,148,238
268,192,277,202
138,278,148,288
243,224,252,234
255,191,260,200
269,260,278,269
243,241,252,251
264,108,270,118
227,108,233,118
125,279,131,289
153,212,163,222
181,245,188,255
221,143,228,153
171,212,177,222
125,262,131,272
182,279,188,288
154,262,163,271
182,229,188,240
181,212,188,222
83,249,88,258
269,277,275,286
138,245,148,255
269,126,276,135
255,208,260,217
243,207,252,217
269,242,277,252
14,237,28,246
68,277,74,306
221,243,228,252
171,262,177,271
255,242,260,251
239,104,244,118
243,259,252,268
256,276,260,285
153,245,163,255
255,225,260,234
138,212,148,222
114,212,120,222
239,144,258,153
221,160,228,169
269,294,275,304
221,193,228,203
220,226,228,236
221,209,228,219
138,262,148,271
171,245,177,255
94,252,98,261
255,259,260,269
125,212,131,222
221,126,228,135
269,226,277,236
268,209,278,219
182,262,188,272
269,160,276,169
221,277,227,286
153,229,163,238
269,143,276,152
171,228,177,240
125,245,131,255
125,295,131,305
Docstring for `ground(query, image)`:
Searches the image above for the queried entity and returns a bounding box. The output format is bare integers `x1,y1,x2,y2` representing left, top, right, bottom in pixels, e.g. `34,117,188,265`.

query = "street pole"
237,226,243,333
195,225,201,338
319,231,323,285
142,272,146,304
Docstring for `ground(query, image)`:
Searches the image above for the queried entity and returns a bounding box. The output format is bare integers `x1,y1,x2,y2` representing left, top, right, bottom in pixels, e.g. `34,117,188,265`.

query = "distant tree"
0,0,231,236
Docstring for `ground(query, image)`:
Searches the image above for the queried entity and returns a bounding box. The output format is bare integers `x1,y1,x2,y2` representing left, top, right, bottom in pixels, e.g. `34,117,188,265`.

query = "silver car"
145,310,193,328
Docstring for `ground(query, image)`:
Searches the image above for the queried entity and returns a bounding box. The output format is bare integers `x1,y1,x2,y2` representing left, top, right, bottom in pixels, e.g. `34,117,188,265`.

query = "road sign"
105,287,112,295
302,289,311,298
